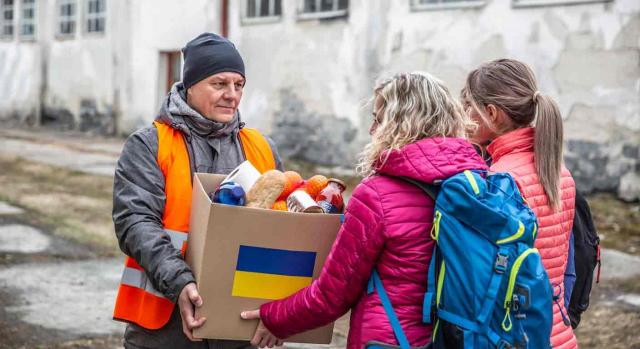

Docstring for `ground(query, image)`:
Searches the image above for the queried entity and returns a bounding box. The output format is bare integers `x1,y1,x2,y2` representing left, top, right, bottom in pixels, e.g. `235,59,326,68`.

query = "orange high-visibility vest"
113,121,276,330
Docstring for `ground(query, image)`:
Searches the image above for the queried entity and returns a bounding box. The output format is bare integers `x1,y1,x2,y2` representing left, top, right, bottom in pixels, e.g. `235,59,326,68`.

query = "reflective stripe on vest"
113,121,276,330
120,229,189,298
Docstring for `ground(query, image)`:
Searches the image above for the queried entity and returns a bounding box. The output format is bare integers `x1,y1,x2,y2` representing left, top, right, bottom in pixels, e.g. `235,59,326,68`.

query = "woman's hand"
241,309,284,348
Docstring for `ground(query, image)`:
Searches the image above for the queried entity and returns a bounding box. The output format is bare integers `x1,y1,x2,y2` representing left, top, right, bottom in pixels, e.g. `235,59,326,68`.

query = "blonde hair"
462,58,564,209
356,72,475,177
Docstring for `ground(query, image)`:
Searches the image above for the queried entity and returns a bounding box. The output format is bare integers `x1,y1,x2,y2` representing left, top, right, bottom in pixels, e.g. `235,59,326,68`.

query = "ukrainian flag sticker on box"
232,245,316,300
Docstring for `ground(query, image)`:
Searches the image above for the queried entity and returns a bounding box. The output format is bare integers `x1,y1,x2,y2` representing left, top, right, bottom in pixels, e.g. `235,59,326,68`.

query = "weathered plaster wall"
0,0,46,126
228,0,639,199
0,0,127,133
0,43,41,125
383,0,640,199
44,0,127,134
0,0,219,135
0,0,637,198
228,0,384,166
124,0,220,133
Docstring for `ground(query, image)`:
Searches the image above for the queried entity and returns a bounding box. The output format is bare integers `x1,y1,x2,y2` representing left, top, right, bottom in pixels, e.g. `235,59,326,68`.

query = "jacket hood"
376,137,488,184
155,82,240,138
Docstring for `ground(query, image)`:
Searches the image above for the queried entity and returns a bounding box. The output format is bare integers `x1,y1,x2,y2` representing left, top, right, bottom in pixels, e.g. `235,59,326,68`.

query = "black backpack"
568,191,601,328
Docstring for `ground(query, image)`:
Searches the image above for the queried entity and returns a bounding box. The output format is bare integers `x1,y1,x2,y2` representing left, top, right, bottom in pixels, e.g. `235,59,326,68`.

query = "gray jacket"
113,83,283,302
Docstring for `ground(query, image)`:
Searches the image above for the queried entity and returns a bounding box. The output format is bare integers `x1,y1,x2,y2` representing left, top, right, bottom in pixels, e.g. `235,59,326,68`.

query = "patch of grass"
0,155,118,255
587,193,640,256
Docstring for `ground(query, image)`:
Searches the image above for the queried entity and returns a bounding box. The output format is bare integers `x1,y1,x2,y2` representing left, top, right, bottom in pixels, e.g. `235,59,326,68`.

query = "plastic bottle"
210,181,246,206
315,178,346,214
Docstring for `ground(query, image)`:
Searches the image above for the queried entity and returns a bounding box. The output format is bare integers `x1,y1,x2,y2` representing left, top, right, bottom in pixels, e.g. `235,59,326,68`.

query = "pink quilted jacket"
488,127,578,349
260,138,487,348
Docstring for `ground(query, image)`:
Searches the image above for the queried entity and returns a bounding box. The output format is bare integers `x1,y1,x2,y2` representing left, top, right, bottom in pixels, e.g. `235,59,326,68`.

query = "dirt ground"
574,279,640,349
1,154,639,348
0,154,117,256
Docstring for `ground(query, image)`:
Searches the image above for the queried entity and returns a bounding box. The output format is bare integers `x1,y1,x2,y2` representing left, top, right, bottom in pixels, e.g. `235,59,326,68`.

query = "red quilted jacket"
488,127,578,349
260,137,487,348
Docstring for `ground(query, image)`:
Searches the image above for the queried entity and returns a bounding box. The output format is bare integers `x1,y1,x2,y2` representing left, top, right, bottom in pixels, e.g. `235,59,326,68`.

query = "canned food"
287,190,324,213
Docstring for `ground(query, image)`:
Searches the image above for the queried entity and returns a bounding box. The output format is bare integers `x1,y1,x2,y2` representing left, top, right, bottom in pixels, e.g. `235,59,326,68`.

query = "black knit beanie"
182,33,245,90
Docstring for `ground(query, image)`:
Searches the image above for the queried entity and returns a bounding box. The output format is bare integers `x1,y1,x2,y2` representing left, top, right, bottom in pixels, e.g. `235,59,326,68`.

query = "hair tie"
532,91,541,103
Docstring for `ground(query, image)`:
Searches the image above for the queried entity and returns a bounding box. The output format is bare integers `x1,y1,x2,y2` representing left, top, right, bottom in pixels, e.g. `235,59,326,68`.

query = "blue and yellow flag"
231,245,317,300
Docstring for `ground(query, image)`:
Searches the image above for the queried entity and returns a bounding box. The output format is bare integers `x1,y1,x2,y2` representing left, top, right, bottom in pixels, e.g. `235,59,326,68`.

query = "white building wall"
228,0,380,166
0,0,221,133
227,0,639,199
0,0,46,125
44,0,126,133
125,0,221,132
0,0,637,198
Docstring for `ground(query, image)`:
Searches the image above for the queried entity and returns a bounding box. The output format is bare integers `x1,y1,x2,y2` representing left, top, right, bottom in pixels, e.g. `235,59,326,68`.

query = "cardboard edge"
186,173,213,285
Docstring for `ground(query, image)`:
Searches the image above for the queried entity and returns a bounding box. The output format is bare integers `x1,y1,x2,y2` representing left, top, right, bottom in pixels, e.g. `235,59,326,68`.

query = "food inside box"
210,161,347,214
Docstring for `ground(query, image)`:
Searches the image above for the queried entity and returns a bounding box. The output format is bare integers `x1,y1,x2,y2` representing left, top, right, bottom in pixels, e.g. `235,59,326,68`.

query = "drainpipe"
221,0,229,37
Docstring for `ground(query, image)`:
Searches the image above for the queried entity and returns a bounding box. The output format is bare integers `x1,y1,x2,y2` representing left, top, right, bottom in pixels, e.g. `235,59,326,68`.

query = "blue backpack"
367,171,553,349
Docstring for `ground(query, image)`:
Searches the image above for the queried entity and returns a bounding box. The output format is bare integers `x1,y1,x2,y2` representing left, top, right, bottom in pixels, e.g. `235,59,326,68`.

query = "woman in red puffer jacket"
241,72,487,348
462,58,578,349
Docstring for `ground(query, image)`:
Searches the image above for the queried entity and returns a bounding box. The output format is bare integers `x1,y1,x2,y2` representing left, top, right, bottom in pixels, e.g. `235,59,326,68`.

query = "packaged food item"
246,170,286,209
210,181,245,206
287,190,323,213
316,178,346,214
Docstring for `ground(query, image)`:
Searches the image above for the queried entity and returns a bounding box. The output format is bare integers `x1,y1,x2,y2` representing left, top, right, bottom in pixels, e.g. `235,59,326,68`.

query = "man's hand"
241,309,284,348
178,283,207,341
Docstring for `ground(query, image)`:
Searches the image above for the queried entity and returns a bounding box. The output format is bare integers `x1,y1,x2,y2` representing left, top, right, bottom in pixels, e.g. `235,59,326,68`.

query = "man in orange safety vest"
112,33,283,349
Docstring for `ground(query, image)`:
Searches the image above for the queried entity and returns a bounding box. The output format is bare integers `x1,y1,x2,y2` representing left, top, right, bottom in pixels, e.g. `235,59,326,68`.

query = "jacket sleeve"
260,180,386,339
112,127,195,302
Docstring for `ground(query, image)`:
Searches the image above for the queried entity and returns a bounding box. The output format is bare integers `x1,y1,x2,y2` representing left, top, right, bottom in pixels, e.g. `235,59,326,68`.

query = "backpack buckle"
494,253,509,274
497,339,513,349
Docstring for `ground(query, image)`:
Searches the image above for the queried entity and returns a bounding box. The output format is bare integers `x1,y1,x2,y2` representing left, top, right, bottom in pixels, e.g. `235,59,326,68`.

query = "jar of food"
315,178,346,214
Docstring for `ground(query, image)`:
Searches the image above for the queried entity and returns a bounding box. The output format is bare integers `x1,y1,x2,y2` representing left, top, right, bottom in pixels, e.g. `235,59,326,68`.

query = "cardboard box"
187,173,341,343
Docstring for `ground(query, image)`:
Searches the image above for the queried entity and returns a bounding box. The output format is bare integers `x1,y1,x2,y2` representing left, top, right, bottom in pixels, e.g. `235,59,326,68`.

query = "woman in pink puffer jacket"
241,72,487,348
462,59,578,349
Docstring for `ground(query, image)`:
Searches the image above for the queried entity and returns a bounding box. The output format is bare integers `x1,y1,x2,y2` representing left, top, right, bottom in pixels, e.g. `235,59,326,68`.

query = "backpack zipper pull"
552,284,571,327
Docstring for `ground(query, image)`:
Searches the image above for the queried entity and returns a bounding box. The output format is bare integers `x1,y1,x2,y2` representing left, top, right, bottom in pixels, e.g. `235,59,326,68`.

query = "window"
58,0,76,37
19,0,35,39
85,0,105,34
512,0,612,8
411,0,486,11
298,0,348,20
1,0,14,39
246,0,281,18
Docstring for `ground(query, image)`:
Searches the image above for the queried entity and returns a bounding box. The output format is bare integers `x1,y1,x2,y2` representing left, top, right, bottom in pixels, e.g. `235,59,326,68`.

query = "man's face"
186,72,245,123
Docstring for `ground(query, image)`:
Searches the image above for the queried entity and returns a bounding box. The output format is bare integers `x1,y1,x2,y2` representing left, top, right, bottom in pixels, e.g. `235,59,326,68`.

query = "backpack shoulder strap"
368,270,412,349
387,175,440,200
